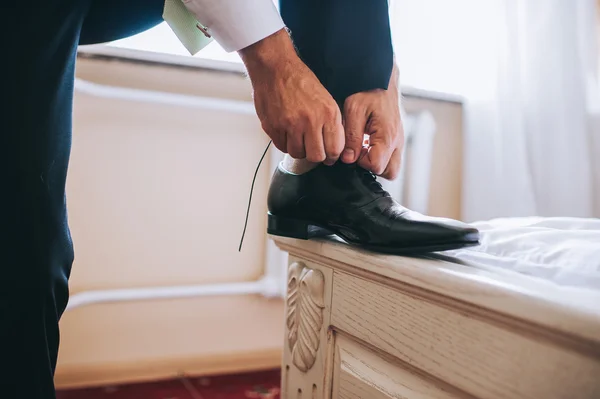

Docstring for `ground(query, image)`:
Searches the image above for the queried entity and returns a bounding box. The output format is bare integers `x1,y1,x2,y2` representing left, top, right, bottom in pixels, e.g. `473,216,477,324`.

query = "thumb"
342,100,368,164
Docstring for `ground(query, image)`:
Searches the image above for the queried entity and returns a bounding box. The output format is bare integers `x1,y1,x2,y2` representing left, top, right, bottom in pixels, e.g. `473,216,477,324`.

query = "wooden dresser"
272,236,600,399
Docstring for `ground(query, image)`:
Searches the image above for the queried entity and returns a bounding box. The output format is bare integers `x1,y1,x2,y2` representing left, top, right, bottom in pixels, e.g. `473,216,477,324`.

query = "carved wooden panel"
286,262,326,372
282,258,334,399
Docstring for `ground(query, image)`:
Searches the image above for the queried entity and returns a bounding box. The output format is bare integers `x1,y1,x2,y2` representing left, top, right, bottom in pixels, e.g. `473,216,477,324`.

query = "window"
104,0,494,96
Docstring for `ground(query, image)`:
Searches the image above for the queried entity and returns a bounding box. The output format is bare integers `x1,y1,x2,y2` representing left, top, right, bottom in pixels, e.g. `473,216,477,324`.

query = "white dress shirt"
180,0,285,52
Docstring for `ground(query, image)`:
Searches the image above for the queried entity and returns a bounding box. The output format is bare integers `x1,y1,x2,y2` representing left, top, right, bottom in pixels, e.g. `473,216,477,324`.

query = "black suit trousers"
0,1,391,397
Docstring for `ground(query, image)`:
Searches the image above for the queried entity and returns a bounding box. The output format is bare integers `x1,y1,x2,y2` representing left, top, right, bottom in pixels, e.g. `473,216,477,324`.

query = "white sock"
281,155,319,174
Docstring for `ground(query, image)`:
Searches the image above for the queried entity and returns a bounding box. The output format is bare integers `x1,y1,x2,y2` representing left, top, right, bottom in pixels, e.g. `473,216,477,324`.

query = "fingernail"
342,148,354,162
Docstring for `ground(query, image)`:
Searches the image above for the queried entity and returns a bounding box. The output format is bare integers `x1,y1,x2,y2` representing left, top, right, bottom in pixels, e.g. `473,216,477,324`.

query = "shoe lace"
357,167,385,193
239,140,272,252
238,142,385,251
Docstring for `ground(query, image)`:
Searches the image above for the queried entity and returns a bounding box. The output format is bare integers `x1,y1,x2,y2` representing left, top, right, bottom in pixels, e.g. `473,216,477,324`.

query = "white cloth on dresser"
441,217,600,292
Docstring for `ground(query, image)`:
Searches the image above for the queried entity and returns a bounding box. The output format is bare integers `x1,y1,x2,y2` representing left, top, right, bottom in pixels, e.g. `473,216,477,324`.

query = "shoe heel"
267,213,333,240
267,213,310,239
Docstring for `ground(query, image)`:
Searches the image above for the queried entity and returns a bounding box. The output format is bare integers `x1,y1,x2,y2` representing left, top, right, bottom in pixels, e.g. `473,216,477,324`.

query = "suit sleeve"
182,0,285,52
80,0,165,45
280,0,394,105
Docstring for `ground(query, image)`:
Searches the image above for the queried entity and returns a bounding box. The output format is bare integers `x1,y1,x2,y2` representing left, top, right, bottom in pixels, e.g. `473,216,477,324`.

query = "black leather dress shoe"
267,162,479,254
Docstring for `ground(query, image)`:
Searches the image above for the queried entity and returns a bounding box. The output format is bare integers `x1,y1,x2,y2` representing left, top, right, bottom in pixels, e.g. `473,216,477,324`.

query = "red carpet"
56,369,281,399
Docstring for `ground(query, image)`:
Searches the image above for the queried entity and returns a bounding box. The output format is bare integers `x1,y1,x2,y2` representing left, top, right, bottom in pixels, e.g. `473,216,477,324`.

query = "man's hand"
240,29,344,164
341,65,403,180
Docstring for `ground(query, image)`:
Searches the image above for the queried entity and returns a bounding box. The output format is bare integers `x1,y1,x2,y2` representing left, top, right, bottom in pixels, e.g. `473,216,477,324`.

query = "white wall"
58,55,283,388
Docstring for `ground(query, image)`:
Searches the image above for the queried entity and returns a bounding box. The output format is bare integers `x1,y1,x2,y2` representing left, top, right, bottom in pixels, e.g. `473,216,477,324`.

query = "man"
1,0,477,397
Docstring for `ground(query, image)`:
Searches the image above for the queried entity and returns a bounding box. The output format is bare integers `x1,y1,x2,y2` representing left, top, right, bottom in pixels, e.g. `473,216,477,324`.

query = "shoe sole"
267,213,480,255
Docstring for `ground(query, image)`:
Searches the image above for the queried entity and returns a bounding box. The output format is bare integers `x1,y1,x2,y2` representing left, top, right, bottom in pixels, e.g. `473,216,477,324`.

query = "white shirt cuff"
182,0,285,52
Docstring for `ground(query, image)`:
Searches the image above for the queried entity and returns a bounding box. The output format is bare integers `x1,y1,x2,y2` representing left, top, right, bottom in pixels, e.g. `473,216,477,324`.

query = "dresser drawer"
330,271,600,399
332,334,462,399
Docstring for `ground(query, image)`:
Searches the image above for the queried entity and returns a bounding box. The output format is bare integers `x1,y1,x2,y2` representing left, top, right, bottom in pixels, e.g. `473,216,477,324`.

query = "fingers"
358,143,393,175
288,104,341,163
286,128,306,159
267,126,288,154
379,146,402,180
267,98,340,163
358,117,397,175
322,106,344,165
342,99,368,164
304,125,326,163
380,125,405,179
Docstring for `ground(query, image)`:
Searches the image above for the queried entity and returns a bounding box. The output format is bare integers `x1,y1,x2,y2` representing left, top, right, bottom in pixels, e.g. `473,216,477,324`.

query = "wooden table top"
272,235,600,349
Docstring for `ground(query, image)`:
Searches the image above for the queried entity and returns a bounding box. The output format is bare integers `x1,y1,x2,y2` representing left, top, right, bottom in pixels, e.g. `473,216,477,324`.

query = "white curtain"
392,0,600,221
